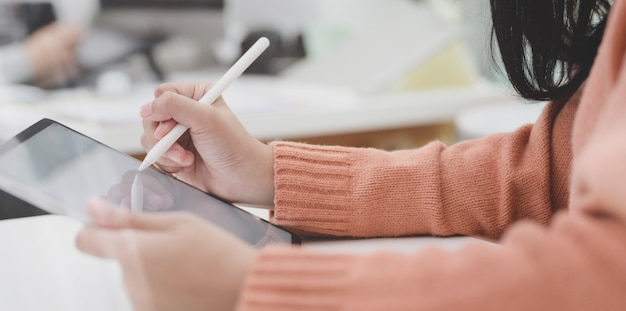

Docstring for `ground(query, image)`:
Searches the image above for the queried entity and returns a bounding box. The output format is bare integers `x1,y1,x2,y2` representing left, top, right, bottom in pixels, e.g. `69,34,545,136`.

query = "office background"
0,0,541,153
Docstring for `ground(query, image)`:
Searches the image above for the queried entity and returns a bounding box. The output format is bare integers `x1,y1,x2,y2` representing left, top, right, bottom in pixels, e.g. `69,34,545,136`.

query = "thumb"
87,198,179,230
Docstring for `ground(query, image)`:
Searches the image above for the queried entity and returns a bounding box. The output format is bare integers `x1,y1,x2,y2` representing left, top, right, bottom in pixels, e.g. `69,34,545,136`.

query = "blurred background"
0,3,550,310
0,0,547,156
0,3,551,309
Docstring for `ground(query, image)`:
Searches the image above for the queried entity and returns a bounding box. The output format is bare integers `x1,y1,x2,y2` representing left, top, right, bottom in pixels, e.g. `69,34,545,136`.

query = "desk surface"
0,214,492,310
0,76,511,155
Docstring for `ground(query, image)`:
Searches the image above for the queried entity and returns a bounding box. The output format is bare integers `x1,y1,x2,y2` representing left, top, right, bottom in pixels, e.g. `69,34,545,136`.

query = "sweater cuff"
270,141,361,236
236,245,354,311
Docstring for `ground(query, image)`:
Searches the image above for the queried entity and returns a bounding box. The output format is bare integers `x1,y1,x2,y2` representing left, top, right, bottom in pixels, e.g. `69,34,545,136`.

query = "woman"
77,0,626,310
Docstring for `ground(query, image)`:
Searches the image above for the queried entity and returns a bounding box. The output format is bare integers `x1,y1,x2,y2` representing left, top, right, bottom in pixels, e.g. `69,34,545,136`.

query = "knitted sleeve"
238,211,626,311
270,98,575,240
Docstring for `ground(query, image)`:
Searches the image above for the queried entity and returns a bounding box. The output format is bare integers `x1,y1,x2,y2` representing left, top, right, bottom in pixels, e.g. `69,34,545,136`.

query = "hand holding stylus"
138,37,270,171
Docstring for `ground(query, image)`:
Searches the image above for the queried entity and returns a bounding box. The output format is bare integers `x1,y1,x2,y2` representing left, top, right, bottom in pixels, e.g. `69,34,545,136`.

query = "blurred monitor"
97,0,225,68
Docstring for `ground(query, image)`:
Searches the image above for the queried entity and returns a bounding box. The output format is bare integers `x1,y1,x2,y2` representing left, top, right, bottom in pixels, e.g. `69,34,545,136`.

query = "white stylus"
138,37,270,171
130,173,143,213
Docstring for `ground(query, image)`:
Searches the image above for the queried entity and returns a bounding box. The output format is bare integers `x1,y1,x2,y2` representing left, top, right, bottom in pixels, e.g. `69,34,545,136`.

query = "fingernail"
167,149,182,163
140,102,153,117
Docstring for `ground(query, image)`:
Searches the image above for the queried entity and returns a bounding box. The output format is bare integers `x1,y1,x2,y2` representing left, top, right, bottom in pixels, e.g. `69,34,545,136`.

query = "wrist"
241,141,275,208
260,142,276,207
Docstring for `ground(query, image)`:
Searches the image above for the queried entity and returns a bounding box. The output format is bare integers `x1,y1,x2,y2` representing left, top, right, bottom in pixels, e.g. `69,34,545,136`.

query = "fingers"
139,93,202,145
86,198,185,230
139,91,214,172
154,82,212,101
76,200,200,261
148,82,234,133
151,149,195,174
76,221,173,266
144,90,235,151
139,123,195,173
142,91,223,130
139,113,177,142
76,226,137,259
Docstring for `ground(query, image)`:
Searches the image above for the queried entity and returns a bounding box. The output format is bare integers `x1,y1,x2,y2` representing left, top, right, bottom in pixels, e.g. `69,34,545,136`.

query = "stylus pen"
138,37,270,171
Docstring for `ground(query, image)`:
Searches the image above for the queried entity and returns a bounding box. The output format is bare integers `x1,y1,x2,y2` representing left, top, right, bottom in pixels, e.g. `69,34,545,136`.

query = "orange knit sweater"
237,1,626,310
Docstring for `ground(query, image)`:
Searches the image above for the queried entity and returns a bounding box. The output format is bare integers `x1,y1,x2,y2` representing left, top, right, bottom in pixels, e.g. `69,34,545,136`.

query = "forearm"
270,100,569,239
239,211,626,310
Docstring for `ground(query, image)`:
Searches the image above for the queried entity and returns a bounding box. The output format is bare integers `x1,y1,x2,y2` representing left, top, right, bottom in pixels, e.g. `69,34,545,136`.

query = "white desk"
0,76,511,156
0,214,492,310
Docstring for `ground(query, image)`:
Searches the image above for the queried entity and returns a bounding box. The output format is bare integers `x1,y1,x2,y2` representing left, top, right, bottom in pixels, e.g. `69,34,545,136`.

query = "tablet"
0,119,300,247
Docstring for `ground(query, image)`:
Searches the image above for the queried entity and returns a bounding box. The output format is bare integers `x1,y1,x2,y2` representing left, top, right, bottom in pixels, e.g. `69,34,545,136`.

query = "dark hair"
490,0,612,101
